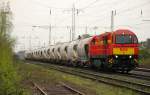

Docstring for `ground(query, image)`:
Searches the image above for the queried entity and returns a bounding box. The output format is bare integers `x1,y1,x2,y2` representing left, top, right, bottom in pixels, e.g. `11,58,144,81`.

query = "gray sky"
6,0,150,52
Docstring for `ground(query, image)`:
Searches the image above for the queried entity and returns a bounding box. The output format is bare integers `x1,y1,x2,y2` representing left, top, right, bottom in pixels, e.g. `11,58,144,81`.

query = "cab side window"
103,36,108,45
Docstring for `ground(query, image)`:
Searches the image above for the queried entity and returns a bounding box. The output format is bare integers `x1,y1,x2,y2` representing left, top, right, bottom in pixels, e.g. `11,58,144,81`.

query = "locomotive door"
103,36,108,55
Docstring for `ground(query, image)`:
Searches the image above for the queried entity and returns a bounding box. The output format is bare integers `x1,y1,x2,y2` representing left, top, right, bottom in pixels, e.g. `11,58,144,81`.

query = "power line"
31,0,71,9
79,0,99,10
79,1,150,30
77,0,150,25
116,1,150,15
79,0,120,10
116,21,150,29
75,1,124,26
143,19,150,22
132,22,150,26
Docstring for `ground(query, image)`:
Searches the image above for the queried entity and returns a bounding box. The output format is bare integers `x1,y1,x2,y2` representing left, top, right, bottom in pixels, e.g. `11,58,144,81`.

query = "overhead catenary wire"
16,0,150,27
30,0,71,9
79,0,99,10
14,0,150,51
79,0,120,11
86,2,150,31
78,0,150,25
16,0,150,31
116,1,150,15
19,0,150,32
115,23,150,30
77,0,119,17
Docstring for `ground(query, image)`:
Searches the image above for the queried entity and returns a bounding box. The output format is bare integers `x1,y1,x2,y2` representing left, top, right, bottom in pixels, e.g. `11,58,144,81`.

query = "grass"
139,58,150,68
139,49,150,68
16,61,141,95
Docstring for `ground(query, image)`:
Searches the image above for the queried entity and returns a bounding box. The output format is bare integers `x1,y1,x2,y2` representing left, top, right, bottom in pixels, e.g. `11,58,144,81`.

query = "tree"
0,2,27,95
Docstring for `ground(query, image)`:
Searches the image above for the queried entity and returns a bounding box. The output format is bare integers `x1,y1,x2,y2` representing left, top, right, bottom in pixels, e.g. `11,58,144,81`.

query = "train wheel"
121,69,129,74
124,70,129,74
68,60,72,66
89,64,95,69
74,62,79,67
121,68,125,73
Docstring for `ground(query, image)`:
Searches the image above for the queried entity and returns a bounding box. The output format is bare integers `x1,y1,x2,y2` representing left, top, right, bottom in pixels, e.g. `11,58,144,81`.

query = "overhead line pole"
62,3,81,41
49,25,51,45
72,3,75,41
85,26,88,34
49,9,52,45
29,28,33,51
110,10,116,32
111,10,114,31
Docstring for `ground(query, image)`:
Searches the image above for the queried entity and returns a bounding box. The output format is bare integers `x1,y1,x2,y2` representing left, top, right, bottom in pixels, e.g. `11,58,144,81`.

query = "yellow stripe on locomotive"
113,48,134,55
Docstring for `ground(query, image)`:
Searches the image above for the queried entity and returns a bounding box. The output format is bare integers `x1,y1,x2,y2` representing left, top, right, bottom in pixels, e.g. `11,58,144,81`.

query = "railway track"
32,62,150,95
126,67,150,81
126,73,150,81
135,67,150,72
59,82,85,95
87,67,150,81
32,82,48,95
111,71,150,81
88,68,150,81
32,81,85,95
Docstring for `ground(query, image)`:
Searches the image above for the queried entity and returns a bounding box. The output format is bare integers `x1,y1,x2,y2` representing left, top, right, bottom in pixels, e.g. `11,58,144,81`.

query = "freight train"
25,29,139,73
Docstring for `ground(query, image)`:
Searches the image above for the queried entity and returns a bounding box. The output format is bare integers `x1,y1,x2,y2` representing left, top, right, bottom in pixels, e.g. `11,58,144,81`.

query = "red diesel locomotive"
25,29,139,73
88,29,139,72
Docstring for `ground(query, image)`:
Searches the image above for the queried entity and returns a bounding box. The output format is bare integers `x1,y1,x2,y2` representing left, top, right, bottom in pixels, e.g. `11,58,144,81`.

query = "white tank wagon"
25,51,31,60
38,49,44,61
45,46,52,61
43,46,56,61
42,47,50,61
26,51,35,60
34,50,40,60
49,45,56,62
34,48,47,61
31,50,36,60
56,44,62,61
15,51,26,60
59,42,70,64
35,50,41,60
35,49,41,60
77,37,92,66
67,40,80,66
25,36,92,66
25,34,93,66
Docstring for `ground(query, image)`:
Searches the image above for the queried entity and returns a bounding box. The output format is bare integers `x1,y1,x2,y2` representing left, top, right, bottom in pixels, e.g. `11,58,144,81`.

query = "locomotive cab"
111,29,139,72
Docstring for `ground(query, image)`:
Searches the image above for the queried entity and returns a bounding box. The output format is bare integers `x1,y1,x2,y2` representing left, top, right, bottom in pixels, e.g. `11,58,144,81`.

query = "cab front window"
115,35,138,44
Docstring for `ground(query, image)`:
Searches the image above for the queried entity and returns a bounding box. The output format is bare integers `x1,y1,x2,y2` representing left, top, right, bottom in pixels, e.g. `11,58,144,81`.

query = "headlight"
115,55,118,58
129,56,132,58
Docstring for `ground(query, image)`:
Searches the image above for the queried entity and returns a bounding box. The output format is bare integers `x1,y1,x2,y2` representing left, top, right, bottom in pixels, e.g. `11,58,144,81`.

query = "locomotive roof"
113,29,135,35
97,29,136,37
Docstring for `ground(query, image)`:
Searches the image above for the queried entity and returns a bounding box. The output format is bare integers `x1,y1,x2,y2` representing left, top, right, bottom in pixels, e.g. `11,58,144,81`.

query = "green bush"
139,49,150,59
